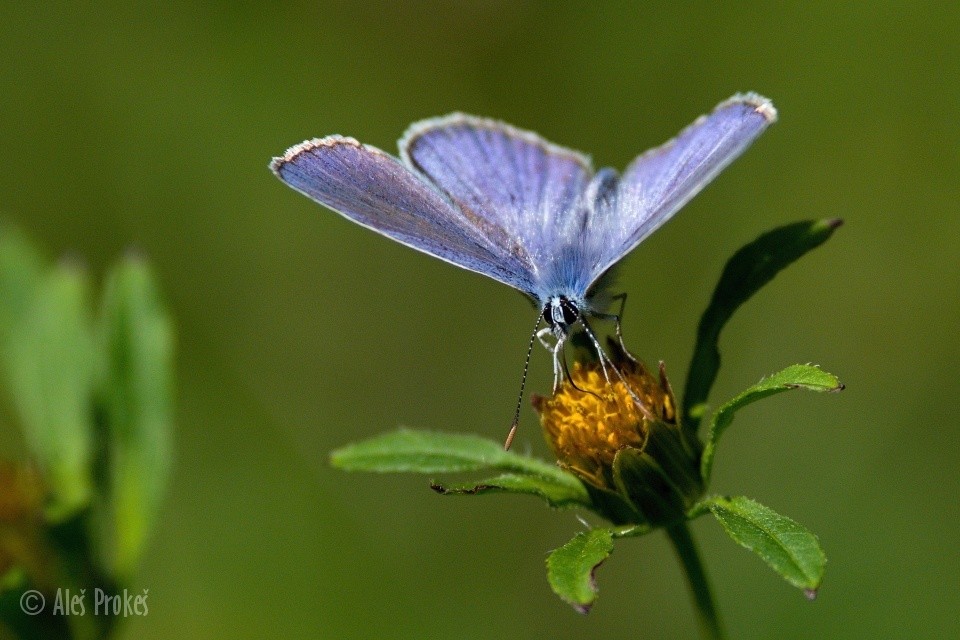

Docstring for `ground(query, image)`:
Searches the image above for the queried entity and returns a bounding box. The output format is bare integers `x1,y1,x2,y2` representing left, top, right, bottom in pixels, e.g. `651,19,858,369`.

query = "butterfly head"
543,296,581,337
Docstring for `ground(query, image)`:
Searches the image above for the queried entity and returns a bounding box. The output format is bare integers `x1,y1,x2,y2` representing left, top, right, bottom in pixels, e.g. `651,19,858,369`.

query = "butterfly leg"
534,327,562,392
536,326,555,350
591,292,637,363
540,327,573,393
579,318,655,421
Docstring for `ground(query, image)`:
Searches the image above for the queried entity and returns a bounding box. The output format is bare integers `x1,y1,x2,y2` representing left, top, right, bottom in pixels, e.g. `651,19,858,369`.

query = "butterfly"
271,93,776,447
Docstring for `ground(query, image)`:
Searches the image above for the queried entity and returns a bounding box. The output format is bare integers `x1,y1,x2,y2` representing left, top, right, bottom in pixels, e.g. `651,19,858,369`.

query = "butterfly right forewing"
585,93,777,290
271,135,538,296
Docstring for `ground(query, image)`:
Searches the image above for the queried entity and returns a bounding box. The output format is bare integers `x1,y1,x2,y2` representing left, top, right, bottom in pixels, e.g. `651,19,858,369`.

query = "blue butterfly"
271,93,776,446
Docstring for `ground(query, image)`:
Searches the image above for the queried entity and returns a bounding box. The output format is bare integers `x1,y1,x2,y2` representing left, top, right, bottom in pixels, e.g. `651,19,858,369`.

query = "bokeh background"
1,2,958,638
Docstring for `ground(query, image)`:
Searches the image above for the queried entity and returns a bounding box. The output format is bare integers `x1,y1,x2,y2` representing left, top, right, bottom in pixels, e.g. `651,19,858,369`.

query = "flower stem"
666,522,725,640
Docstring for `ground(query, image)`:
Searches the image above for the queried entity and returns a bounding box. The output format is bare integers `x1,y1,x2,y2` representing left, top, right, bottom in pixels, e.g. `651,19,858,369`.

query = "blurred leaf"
700,364,843,481
0,226,44,339
0,464,50,589
430,472,589,509
331,429,572,484
546,528,613,614
1,262,95,521
96,256,174,578
683,219,842,432
708,495,825,594
0,581,75,640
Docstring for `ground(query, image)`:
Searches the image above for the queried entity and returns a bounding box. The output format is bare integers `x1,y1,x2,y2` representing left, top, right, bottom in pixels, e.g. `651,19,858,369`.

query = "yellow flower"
534,355,677,492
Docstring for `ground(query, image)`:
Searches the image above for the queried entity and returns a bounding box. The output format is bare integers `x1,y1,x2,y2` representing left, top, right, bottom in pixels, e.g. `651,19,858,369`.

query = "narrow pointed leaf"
683,219,842,432
701,364,842,481
546,528,614,613
430,472,589,509
97,256,175,578
709,496,826,593
1,263,95,520
331,429,572,484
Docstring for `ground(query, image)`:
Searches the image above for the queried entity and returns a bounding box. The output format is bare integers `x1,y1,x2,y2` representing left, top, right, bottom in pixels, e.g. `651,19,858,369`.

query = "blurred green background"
1,2,958,638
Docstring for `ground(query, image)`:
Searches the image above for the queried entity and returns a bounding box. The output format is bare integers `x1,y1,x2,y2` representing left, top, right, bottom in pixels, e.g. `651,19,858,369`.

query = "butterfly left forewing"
271,136,538,296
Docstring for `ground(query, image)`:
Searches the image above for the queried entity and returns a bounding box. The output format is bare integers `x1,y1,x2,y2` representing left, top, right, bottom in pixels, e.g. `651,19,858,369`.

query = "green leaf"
0,225,44,338
430,472,589,509
331,429,572,484
582,482,644,526
613,447,687,526
96,256,175,578
1,262,96,520
683,219,842,432
546,528,614,613
700,364,843,481
641,420,704,503
708,495,826,594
